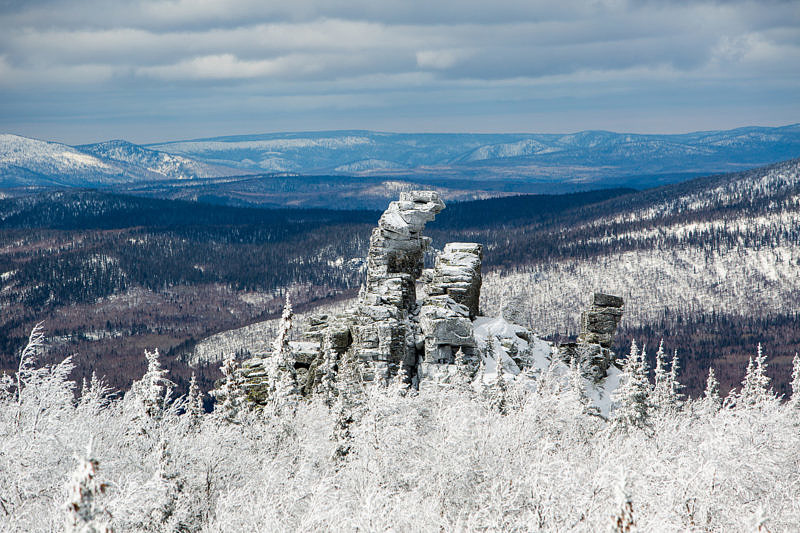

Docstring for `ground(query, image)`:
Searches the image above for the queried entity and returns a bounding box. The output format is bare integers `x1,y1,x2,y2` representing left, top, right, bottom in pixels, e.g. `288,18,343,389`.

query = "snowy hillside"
78,140,242,181
0,134,127,187
0,134,245,187
478,158,800,391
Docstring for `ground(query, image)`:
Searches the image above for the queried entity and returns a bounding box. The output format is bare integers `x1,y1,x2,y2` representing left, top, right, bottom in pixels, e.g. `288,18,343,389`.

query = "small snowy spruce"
610,340,651,431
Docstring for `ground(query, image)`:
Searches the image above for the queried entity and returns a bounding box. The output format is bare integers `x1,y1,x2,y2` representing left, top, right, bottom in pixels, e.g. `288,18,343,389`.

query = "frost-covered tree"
666,350,684,409
568,359,591,413
650,340,669,409
185,372,204,423
610,471,636,533
489,338,508,415
272,293,294,362
739,344,774,408
789,353,800,410
453,347,473,393
65,442,112,533
268,293,299,409
611,340,650,431
214,352,245,421
79,372,112,410
126,349,174,422
390,363,409,397
317,346,338,408
272,363,300,413
13,323,75,434
702,367,721,409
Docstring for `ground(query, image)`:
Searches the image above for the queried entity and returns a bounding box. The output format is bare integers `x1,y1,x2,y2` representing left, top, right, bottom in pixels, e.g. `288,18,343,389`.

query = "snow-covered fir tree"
185,372,204,423
65,442,112,533
610,340,651,431
453,347,473,393
702,366,721,409
268,293,299,410
390,363,409,397
488,338,508,415
214,352,244,421
790,353,800,410
317,345,338,408
650,340,670,410
738,343,774,408
125,349,174,422
568,358,591,413
666,350,684,409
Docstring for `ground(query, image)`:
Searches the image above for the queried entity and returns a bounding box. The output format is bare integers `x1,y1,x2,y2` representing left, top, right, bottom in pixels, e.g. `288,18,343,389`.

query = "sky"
0,0,798,144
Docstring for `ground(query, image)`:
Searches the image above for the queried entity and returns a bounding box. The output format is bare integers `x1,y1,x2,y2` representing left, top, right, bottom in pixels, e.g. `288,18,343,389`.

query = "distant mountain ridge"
0,134,247,187
147,125,800,181
1,125,799,192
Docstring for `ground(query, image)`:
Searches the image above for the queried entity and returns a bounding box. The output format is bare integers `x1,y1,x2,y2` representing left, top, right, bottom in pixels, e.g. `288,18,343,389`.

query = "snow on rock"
472,313,620,415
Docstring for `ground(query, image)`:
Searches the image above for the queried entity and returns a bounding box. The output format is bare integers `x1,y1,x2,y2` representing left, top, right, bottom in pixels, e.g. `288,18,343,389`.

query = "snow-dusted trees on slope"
2,324,800,532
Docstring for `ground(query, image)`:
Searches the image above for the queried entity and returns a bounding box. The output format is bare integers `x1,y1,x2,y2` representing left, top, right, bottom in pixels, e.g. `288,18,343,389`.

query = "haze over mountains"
148,125,800,180
2,125,799,204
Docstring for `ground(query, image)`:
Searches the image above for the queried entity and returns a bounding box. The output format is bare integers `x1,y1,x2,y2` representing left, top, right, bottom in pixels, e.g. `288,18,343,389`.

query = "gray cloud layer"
1,0,798,143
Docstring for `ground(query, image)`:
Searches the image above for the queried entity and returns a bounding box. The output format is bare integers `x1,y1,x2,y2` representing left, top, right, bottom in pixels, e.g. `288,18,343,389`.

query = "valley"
2,159,797,398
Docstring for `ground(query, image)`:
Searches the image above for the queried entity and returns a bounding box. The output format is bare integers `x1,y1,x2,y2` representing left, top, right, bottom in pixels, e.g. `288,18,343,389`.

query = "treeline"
614,310,800,399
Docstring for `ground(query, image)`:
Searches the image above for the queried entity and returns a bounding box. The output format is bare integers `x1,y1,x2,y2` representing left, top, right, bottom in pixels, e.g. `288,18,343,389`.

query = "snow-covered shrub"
1,324,799,532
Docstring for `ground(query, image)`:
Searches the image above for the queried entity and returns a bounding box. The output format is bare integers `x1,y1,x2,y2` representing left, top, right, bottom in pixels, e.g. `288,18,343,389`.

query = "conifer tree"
65,442,113,533
739,344,773,408
610,470,636,533
569,358,591,412
332,390,354,461
666,350,685,410
703,366,721,408
127,349,174,422
611,340,651,431
269,293,298,408
331,351,361,461
790,353,800,410
489,338,508,415
453,347,473,393
185,372,204,423
390,363,409,397
215,352,244,421
272,293,294,363
650,340,669,410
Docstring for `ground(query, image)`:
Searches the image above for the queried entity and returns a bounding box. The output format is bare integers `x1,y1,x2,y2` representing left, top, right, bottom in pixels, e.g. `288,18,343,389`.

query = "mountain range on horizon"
2,124,800,194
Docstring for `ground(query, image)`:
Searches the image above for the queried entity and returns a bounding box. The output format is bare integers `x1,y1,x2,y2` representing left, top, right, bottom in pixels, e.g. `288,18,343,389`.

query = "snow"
152,136,374,155
473,314,618,413
0,134,240,184
334,159,405,172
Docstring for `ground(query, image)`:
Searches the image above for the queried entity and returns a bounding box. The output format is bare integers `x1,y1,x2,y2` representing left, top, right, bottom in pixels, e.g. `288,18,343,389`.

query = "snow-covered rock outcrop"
237,191,623,410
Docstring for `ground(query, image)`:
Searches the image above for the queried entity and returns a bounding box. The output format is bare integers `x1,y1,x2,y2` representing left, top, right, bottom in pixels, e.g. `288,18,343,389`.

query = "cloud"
416,49,468,70
139,54,290,80
0,0,798,140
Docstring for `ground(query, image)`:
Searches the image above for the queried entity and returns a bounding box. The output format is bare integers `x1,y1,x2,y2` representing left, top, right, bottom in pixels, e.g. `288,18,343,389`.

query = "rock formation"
418,242,482,379
234,191,623,403
304,191,454,385
558,292,624,380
